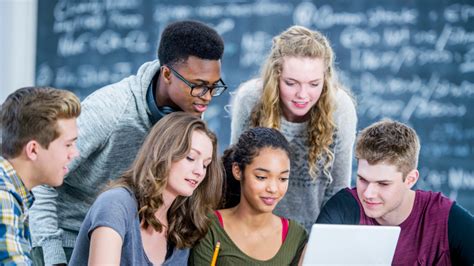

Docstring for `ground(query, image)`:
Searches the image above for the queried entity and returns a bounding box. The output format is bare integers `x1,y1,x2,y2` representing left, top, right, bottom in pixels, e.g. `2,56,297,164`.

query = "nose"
295,85,309,98
193,162,205,178
363,183,377,199
199,88,213,102
266,179,277,194
69,144,80,160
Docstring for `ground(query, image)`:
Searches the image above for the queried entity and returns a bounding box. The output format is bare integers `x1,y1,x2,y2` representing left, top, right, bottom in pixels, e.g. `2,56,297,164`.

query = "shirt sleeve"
29,91,118,265
226,80,261,208
316,189,359,225
188,223,217,266
229,79,260,144
448,202,474,266
86,188,135,241
290,222,309,266
324,88,357,205
0,190,32,265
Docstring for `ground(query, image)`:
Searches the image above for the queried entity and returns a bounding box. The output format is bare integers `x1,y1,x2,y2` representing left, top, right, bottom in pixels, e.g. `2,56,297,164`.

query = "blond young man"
316,120,474,265
0,87,80,264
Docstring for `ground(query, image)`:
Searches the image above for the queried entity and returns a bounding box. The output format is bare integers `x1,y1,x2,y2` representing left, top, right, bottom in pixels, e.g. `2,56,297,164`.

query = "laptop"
302,224,401,266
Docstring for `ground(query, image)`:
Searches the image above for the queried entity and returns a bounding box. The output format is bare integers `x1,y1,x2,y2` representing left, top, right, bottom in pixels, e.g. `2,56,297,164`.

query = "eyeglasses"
166,65,227,97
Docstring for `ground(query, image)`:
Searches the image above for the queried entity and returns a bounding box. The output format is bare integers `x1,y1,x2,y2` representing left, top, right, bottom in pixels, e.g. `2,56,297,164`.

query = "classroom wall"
33,0,474,213
0,0,37,103
2,0,473,213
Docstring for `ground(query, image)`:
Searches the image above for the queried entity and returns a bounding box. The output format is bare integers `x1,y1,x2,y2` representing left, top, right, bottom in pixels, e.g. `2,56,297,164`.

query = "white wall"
0,0,37,103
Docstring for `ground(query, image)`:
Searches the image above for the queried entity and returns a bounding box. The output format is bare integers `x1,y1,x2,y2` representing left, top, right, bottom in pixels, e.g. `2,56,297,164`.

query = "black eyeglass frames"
166,65,227,97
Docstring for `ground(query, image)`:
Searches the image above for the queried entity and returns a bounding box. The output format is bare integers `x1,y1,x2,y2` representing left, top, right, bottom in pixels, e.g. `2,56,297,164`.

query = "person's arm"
316,188,359,224
226,80,261,208
229,79,261,144
297,245,307,266
448,202,474,265
291,223,309,266
323,88,357,205
72,188,132,265
0,190,32,265
29,91,118,264
189,224,217,265
89,227,123,265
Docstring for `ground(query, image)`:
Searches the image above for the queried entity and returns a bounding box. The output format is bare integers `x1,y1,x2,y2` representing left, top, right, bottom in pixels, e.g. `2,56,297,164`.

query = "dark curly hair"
158,20,224,66
222,127,290,208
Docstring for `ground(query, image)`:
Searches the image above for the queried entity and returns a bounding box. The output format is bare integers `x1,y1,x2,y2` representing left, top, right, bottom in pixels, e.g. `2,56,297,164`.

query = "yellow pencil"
210,241,221,266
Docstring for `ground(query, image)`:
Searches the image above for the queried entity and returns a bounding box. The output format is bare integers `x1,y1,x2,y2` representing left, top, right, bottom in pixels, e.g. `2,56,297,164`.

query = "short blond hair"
1,86,81,158
356,119,420,178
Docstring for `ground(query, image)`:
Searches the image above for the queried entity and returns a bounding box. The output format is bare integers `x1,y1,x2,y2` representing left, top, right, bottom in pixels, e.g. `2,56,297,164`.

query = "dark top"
316,188,474,265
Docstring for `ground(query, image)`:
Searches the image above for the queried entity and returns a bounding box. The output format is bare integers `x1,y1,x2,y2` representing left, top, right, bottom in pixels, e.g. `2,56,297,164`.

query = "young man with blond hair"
0,87,81,264
316,119,474,265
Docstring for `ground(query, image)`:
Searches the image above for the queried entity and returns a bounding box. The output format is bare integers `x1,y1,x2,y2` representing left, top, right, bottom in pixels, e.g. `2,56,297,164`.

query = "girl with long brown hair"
70,112,223,265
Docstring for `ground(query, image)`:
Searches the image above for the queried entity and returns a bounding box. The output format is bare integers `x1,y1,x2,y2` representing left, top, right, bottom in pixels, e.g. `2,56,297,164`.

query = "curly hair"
356,119,420,179
222,127,290,208
108,112,223,248
251,25,346,179
158,20,224,67
1,86,81,158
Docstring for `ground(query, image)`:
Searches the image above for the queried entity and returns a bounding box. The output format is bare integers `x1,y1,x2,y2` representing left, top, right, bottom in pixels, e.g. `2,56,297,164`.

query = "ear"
404,169,419,189
161,66,172,84
231,163,242,181
24,140,40,161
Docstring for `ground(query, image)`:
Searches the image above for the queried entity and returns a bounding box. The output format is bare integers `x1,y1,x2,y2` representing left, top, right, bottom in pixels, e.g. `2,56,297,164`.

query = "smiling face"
35,118,79,187
165,130,213,199
234,147,290,214
356,159,418,225
279,56,325,122
162,56,222,116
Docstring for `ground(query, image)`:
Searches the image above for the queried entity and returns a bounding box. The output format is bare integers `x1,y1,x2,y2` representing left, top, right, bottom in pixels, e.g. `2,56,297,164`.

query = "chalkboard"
35,0,474,213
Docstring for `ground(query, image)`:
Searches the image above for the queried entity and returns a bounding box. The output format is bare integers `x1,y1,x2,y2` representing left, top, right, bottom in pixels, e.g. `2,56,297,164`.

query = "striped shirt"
0,156,34,265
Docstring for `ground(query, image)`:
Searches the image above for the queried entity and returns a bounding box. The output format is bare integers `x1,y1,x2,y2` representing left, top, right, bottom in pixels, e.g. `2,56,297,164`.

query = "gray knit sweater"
230,79,357,231
29,60,162,265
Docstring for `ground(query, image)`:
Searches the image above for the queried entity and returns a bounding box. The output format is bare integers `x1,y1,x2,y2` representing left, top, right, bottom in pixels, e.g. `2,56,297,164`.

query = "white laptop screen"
302,224,400,266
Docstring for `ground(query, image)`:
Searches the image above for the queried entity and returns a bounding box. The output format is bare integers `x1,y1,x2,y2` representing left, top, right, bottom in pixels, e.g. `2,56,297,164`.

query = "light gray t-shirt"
69,187,189,266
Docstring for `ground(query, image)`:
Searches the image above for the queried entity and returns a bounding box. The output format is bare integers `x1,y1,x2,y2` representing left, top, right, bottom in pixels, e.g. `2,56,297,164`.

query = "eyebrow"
357,174,392,183
254,167,290,174
67,137,78,142
193,78,222,85
283,77,323,83
191,148,201,155
191,148,213,161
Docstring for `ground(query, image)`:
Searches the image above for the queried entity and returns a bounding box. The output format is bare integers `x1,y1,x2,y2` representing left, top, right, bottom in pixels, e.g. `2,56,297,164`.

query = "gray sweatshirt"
30,60,163,265
230,79,357,231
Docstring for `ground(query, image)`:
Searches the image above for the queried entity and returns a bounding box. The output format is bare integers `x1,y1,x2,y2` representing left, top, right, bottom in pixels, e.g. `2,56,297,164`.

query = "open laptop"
302,224,401,266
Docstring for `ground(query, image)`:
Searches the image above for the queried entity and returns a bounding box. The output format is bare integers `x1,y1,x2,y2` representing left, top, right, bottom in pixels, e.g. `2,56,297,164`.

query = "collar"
146,70,179,125
0,156,35,210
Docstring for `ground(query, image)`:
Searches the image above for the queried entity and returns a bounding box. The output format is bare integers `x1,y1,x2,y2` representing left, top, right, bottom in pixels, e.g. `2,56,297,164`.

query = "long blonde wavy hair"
109,112,223,248
251,25,341,179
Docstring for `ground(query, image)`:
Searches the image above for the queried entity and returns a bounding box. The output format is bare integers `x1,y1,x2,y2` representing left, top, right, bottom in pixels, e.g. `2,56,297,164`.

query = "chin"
179,190,195,197
48,178,65,188
364,209,383,219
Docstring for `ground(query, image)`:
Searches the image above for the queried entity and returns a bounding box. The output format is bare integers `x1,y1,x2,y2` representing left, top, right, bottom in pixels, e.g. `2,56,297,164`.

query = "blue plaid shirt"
0,156,34,265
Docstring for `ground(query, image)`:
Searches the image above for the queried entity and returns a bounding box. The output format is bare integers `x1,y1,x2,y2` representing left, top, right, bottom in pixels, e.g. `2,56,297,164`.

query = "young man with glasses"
29,20,226,265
